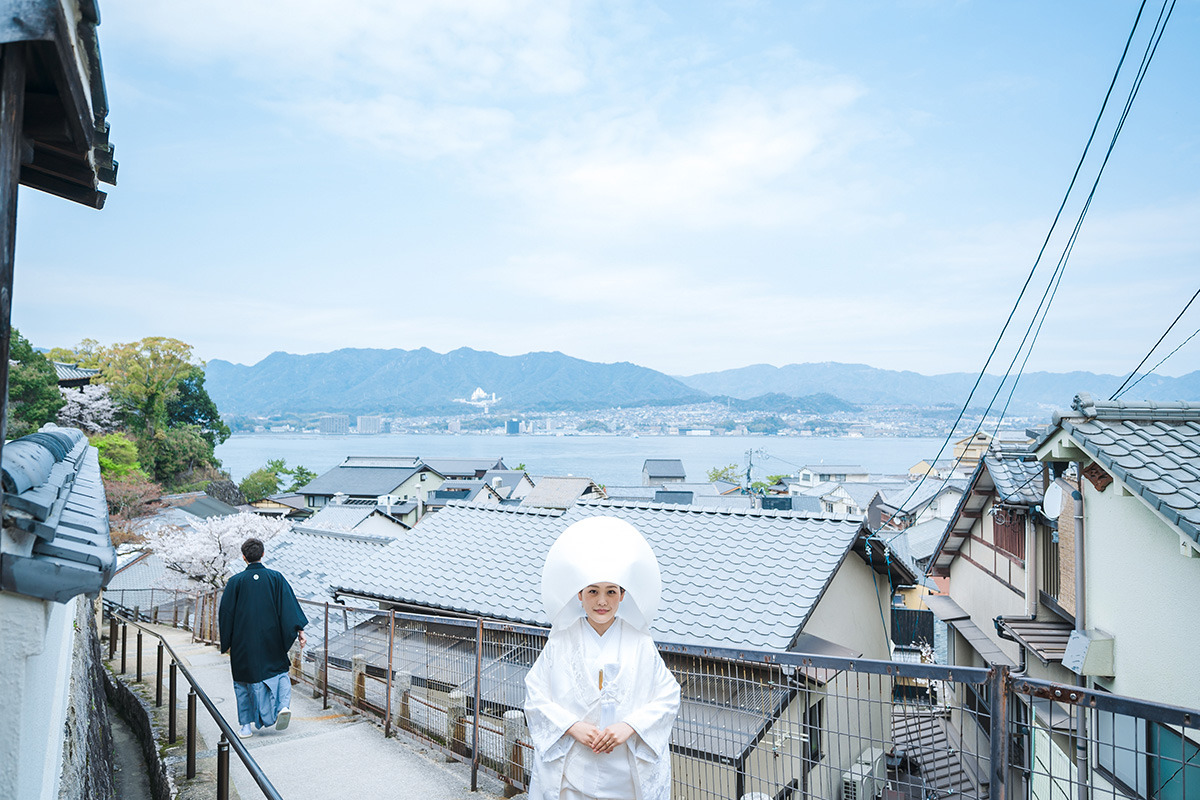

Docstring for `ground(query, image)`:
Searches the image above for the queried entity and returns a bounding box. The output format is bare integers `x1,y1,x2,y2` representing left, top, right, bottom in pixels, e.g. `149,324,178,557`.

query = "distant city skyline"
13,1,1199,379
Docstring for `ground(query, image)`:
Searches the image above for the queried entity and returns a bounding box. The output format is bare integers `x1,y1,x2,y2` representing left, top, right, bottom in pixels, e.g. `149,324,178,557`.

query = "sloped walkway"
109,623,516,799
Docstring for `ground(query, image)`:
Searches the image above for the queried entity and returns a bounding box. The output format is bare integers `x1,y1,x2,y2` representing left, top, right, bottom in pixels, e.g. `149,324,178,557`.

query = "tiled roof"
334,501,879,651
1053,392,1200,542
0,426,115,602
304,504,377,531
421,457,505,477
928,447,1042,577
881,479,966,513
520,477,601,509
643,459,686,478
267,526,395,603
299,465,421,497
52,362,99,382
107,551,197,592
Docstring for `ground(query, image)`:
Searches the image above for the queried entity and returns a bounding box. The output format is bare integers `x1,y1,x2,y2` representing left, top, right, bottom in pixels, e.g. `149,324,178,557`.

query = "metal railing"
111,591,1200,800
104,606,283,800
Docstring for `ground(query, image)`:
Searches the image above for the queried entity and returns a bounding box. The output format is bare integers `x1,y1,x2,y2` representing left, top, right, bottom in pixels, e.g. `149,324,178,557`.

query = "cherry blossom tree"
143,512,290,590
57,385,121,434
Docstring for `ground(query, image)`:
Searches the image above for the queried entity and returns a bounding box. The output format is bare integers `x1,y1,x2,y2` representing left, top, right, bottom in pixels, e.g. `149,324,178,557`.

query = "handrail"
108,608,284,800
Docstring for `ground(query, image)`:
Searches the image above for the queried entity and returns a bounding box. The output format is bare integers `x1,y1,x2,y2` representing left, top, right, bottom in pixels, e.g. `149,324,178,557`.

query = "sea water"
215,433,949,486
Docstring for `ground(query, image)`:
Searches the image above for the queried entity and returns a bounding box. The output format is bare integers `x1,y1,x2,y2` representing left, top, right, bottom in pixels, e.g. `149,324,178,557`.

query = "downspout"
1071,466,1088,800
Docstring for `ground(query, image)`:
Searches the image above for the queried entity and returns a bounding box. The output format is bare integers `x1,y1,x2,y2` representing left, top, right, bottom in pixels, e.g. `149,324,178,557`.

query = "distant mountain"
205,347,711,416
678,362,1200,413
711,392,859,415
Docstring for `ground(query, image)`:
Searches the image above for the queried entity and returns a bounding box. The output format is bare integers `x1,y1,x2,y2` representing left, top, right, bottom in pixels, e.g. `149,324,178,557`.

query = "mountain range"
204,347,1200,418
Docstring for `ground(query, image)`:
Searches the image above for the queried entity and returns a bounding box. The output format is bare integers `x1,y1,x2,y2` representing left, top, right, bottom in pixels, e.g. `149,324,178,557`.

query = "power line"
1116,324,1200,399
1111,287,1200,399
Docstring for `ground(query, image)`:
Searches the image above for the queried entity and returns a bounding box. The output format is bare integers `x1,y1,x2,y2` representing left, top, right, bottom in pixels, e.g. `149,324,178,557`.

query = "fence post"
322,603,330,709
989,665,1010,800
385,610,395,738
393,670,412,733
217,735,230,800
156,641,164,706
186,688,197,779
120,622,127,674
192,595,202,643
172,591,179,628
448,689,467,758
352,654,367,708
108,615,117,660
150,590,157,623
169,661,178,744
136,628,143,682
503,709,527,797
472,617,483,791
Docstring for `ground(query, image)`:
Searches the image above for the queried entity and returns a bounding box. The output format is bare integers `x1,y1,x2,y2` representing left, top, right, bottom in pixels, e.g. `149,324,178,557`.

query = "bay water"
215,433,948,486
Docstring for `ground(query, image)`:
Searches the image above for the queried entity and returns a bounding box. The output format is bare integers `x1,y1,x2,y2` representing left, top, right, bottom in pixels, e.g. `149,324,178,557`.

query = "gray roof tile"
1057,392,1200,542
332,501,879,651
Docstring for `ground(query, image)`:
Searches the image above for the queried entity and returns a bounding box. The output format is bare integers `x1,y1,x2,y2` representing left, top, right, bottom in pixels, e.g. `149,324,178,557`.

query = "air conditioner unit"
842,747,886,800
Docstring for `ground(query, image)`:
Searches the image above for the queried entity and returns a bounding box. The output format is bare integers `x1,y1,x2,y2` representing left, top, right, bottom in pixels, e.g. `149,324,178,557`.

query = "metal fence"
109,591,1199,800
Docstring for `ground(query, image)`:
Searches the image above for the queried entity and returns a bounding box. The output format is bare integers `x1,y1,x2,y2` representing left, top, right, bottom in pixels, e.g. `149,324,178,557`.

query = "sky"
12,0,1200,379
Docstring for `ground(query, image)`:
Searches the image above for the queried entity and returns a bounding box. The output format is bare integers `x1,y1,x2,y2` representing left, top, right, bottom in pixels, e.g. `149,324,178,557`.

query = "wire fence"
109,591,1199,800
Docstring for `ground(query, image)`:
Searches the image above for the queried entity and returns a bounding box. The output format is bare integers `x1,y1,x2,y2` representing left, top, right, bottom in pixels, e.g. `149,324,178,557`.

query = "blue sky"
13,0,1200,378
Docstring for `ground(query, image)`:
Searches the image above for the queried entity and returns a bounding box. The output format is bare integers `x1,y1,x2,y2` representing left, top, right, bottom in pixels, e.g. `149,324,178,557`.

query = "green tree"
285,465,317,491
166,367,230,446
239,467,282,503
92,432,144,478
6,329,67,439
706,464,741,484
44,338,102,368
150,425,216,487
98,337,200,437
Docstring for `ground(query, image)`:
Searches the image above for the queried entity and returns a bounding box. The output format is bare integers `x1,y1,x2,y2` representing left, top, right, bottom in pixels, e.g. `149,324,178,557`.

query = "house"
929,394,1200,800
298,456,445,513
874,478,966,530
249,491,313,521
604,482,755,510
424,479,503,511
133,491,240,538
301,504,409,537
519,476,606,509
325,500,914,800
796,464,869,487
642,458,686,485
421,457,507,480
480,469,535,501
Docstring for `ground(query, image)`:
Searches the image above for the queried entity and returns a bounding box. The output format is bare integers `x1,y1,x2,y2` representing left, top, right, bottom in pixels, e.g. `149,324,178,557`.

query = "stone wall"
103,643,173,800
56,598,116,800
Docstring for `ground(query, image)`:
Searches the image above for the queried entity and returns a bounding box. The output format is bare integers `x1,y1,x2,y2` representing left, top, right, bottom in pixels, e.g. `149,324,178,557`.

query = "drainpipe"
1071,465,1088,800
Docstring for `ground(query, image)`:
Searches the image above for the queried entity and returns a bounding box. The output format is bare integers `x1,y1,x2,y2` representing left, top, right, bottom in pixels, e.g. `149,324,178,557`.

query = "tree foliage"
44,338,103,369
92,432,144,478
144,512,290,590
239,467,282,503
285,465,316,491
97,337,200,436
150,425,215,486
166,367,230,446
57,385,121,434
103,473,163,545
706,464,742,484
6,328,66,439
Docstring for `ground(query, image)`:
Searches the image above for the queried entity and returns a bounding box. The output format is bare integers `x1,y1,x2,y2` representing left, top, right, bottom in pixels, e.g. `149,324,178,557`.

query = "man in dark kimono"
219,537,308,738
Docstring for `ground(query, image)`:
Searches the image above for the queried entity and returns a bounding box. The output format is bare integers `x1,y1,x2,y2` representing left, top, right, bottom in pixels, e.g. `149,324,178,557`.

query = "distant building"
506,419,520,435
642,458,686,485
357,415,382,434
319,414,350,435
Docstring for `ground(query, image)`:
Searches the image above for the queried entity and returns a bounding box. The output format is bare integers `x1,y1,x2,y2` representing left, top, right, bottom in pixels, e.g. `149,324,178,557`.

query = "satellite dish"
1043,482,1063,517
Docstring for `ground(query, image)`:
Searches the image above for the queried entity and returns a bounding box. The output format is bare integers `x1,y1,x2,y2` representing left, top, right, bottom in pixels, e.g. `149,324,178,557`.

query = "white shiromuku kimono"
525,616,680,800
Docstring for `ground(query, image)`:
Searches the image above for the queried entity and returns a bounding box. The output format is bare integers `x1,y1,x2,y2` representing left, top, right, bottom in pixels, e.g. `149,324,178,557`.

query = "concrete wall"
804,552,894,660
1082,478,1200,709
0,592,114,800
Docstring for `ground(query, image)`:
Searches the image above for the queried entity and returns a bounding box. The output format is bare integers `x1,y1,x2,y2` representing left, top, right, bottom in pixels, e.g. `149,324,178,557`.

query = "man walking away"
219,537,308,738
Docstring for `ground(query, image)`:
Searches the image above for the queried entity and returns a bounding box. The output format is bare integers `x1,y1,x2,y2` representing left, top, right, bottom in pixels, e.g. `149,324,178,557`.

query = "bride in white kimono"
524,516,681,800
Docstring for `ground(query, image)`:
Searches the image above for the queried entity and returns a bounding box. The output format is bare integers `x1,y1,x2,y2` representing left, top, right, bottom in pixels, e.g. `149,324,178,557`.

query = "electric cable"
1110,287,1200,399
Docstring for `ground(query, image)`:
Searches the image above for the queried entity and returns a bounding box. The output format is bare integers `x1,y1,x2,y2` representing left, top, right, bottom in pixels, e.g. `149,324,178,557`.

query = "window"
993,507,1025,559
1041,528,1061,599
803,698,824,767
1097,709,1200,800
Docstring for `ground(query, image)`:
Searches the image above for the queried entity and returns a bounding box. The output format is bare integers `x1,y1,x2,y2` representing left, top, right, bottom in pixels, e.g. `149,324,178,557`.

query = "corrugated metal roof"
267,527,395,603
333,501,873,651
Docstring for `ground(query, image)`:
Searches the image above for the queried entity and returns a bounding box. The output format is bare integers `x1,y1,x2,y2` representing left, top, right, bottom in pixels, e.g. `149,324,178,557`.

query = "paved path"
133,624,515,800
